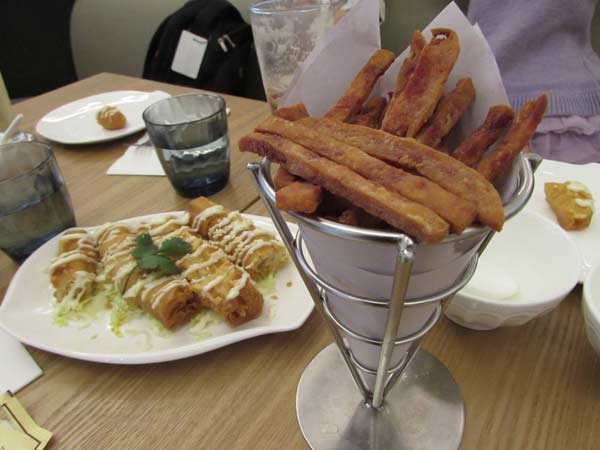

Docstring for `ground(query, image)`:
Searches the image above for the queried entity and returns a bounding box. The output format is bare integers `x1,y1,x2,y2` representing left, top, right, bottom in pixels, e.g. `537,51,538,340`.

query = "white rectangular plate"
0,213,313,364
525,159,600,282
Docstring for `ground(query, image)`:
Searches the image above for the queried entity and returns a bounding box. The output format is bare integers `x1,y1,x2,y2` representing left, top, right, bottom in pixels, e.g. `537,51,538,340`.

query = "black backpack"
143,0,254,97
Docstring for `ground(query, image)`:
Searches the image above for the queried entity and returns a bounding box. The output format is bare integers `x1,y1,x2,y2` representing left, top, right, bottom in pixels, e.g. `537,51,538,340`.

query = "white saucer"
35,90,170,145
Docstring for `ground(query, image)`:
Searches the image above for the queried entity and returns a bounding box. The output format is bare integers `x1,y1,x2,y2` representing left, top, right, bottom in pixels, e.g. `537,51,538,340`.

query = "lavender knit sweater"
469,0,600,116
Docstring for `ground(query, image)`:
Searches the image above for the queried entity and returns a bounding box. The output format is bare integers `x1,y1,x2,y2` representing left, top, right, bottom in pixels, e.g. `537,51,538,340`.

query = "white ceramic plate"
35,90,170,145
0,213,313,364
524,159,600,282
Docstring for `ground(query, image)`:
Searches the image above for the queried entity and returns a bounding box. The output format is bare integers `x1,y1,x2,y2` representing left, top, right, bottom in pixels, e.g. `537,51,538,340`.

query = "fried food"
382,29,460,137
338,207,385,228
273,166,298,190
239,132,450,243
477,95,548,181
349,96,387,128
299,117,504,231
545,181,594,230
276,181,323,213
274,102,310,121
325,49,396,122
188,197,288,280
257,116,476,233
452,105,515,166
174,233,264,327
416,77,476,148
50,229,98,303
395,31,427,95
96,106,127,130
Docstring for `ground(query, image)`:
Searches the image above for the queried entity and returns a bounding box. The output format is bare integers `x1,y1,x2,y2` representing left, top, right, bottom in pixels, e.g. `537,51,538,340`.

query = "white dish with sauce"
524,159,599,282
0,212,313,364
445,210,580,330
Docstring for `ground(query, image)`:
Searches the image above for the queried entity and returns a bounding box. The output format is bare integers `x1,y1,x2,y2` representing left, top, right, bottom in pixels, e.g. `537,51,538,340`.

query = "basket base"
296,344,464,450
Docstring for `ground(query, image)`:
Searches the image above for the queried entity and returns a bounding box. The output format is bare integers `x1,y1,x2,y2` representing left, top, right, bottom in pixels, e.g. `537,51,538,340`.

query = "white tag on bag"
171,30,208,79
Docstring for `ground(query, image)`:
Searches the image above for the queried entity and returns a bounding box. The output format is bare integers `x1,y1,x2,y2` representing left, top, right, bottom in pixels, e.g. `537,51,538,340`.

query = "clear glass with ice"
250,0,338,111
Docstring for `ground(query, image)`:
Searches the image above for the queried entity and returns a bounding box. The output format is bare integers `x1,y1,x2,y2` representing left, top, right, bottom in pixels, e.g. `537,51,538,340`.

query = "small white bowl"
445,210,580,330
583,263,600,355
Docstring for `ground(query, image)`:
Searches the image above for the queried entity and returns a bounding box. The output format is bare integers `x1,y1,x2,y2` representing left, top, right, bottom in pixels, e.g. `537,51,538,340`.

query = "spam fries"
452,105,515,166
395,31,427,95
382,29,460,137
325,49,396,122
240,133,450,243
416,77,476,148
276,181,323,214
349,96,388,129
477,95,548,181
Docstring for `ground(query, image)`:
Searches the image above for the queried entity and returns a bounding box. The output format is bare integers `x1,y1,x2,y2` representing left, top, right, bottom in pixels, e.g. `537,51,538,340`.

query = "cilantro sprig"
131,234,192,276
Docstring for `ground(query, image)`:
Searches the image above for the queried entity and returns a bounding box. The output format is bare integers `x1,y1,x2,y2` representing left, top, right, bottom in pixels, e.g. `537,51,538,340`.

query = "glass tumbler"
250,0,338,111
0,142,75,262
143,93,230,198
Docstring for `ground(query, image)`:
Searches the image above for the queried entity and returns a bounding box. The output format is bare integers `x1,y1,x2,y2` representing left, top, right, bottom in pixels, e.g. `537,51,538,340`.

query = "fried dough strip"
239,133,449,243
382,29,460,137
416,78,476,148
324,49,396,122
477,95,548,181
349,96,387,128
257,117,476,233
276,181,323,213
395,31,427,95
273,166,298,190
300,117,504,231
274,102,309,121
452,105,515,166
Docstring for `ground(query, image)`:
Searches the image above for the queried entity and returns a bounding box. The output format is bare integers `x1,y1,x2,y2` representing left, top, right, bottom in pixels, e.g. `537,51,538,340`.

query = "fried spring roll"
257,117,476,233
174,233,263,326
477,95,548,181
273,166,298,190
395,31,427,95
97,223,202,329
382,29,460,137
145,214,191,238
416,78,476,148
276,181,323,214
349,96,387,128
189,197,288,280
452,105,515,166
123,274,200,329
274,102,309,121
50,229,99,303
299,117,504,231
325,49,396,122
239,132,450,243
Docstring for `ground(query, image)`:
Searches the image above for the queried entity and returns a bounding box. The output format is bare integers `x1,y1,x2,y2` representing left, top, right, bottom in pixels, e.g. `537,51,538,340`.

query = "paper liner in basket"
281,0,520,202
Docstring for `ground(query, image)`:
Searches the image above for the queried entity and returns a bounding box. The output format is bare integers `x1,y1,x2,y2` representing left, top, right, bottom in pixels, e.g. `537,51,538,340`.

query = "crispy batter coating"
325,49,396,122
274,102,310,121
382,29,460,137
545,181,594,230
257,117,476,234
477,95,547,181
299,117,504,231
452,105,515,166
416,78,476,148
273,166,298,190
395,31,427,95
239,132,449,243
276,181,323,213
349,96,388,128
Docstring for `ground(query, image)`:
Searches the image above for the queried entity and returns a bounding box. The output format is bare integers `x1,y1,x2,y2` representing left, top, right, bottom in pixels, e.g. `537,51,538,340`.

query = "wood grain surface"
1,74,599,450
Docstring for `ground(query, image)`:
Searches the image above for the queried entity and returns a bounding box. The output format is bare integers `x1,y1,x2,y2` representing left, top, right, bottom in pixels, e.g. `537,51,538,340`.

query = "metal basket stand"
247,161,487,450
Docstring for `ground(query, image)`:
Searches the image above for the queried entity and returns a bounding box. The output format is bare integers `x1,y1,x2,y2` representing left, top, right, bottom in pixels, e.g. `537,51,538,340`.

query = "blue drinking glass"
143,93,230,198
0,142,75,262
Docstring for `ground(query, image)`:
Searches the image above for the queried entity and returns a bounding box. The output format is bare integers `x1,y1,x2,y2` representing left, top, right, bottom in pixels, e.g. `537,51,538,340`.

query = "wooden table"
1,73,599,450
